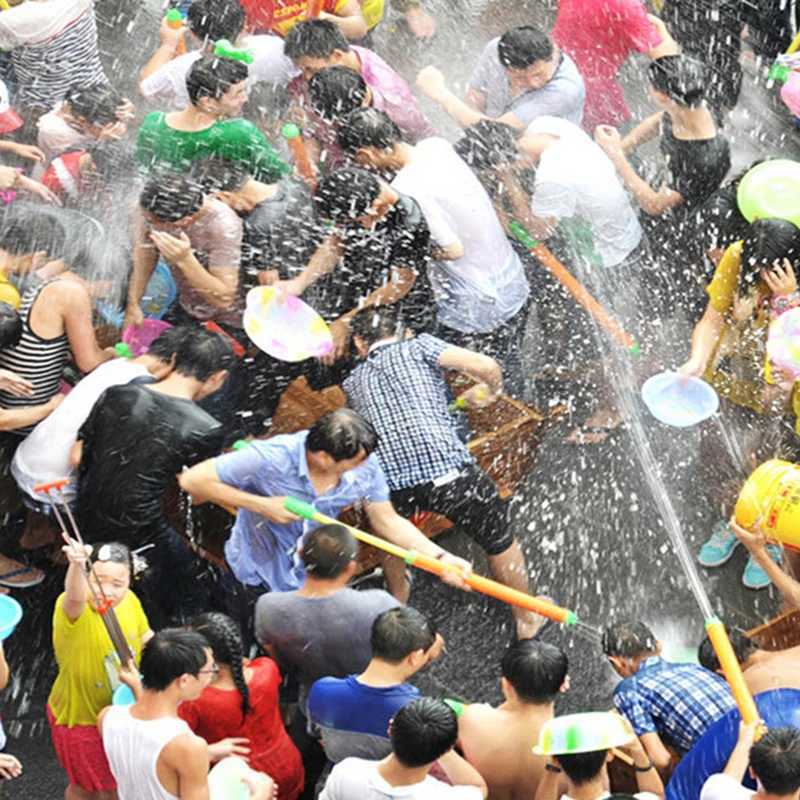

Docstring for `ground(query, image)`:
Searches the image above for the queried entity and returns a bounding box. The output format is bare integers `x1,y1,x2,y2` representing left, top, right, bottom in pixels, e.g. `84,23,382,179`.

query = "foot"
567,408,622,445
0,553,44,588
742,545,783,590
698,521,740,568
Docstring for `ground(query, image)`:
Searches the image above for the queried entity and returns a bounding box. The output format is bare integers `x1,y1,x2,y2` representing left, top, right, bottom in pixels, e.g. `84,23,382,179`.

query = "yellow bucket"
735,459,800,550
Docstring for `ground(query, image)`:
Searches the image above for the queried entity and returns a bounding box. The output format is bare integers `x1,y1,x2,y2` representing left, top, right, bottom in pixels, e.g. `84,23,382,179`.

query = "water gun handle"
281,123,317,189
165,9,187,55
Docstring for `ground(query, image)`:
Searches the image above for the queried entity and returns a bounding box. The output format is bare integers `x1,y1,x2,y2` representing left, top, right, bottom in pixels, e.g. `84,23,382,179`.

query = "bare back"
744,646,800,696
458,703,550,800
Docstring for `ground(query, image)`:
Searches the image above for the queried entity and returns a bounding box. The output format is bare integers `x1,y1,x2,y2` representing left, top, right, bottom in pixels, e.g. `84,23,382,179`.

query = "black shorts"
390,463,514,556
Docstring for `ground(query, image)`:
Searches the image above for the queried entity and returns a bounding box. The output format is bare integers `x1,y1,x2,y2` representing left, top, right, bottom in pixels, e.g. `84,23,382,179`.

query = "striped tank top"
0,279,69,435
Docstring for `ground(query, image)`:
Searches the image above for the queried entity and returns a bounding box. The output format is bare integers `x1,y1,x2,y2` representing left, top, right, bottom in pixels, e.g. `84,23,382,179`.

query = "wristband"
634,760,655,772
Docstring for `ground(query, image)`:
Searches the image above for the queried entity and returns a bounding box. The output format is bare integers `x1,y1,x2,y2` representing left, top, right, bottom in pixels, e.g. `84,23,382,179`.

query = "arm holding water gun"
139,11,187,85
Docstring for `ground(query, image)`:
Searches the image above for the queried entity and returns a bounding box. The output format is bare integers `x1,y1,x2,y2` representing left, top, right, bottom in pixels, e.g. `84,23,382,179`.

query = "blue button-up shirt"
613,656,736,753
218,431,390,590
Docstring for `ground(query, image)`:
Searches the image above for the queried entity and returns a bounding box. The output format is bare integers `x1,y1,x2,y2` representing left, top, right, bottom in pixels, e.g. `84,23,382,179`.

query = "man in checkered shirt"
344,304,545,639
603,621,736,771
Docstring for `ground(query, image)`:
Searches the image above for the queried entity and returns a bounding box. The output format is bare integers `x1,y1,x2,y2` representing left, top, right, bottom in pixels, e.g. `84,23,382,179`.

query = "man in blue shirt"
308,606,442,764
602,621,736,771
179,409,470,611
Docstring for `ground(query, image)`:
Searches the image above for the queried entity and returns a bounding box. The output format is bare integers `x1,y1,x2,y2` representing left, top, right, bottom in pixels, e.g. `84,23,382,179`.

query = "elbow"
178,470,198,497
651,751,672,772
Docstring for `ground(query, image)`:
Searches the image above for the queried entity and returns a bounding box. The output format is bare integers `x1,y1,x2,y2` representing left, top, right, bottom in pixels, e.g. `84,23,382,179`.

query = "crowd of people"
0,0,797,797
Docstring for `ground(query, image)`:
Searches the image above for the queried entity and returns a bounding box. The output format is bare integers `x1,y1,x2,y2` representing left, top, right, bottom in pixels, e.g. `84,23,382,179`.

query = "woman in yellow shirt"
679,217,800,590
47,538,152,800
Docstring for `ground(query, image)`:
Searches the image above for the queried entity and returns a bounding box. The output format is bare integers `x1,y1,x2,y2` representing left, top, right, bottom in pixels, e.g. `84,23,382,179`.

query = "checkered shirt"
343,334,474,492
613,656,737,752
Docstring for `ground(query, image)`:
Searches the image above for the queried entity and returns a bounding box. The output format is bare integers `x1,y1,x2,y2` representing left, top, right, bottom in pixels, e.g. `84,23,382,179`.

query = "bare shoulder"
459,702,498,730
162,730,208,766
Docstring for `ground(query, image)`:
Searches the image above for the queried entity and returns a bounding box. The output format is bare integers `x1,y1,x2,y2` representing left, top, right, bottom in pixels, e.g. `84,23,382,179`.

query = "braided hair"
190,612,251,717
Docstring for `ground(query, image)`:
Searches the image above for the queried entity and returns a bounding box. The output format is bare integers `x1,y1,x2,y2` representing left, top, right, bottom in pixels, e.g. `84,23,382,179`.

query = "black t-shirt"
307,193,435,332
76,384,225,541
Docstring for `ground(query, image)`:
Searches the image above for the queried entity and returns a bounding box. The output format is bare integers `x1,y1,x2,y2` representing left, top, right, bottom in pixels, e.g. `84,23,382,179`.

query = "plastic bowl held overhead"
641,371,719,428
534,712,635,756
0,595,23,640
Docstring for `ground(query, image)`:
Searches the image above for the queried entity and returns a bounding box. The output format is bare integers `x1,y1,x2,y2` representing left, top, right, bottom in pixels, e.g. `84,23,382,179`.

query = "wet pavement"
5,0,800,796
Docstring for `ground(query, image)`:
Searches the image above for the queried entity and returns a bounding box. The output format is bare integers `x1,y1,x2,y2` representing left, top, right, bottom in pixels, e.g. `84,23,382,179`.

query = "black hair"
647,55,707,107
691,183,748,253
740,218,800,287
371,607,436,663
146,325,193,362
140,172,205,223
86,141,139,184
337,107,402,154
139,628,209,691
283,19,350,62
350,303,404,347
90,541,134,575
0,215,65,259
191,612,251,717
309,66,369,123
698,627,757,673
454,119,519,171
173,326,235,381
502,640,568,704
750,727,800,795
186,55,249,107
305,408,378,460
187,0,245,45
391,698,458,767
190,156,251,194
65,85,124,126
601,622,658,658
554,749,609,786
497,26,553,69
301,524,358,578
314,168,381,224
0,303,21,350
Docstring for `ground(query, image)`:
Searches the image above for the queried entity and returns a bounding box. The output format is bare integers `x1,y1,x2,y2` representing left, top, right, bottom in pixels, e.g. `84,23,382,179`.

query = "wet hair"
740,218,800,287
371,607,437,663
502,640,568,704
146,325,193,362
647,55,707,107
244,81,291,127
86,141,139,184
190,156,251,194
173,326,235,381
391,698,458,767
283,19,350,63
305,408,378,460
140,172,205,223
314,168,381,224
0,303,21,350
601,622,658,658
350,303,404,347
698,628,757,673
191,612,251,716
309,67,368,123
454,119,519,171
65,85,124,126
186,55,249,107
187,0,246,45
337,107,402,154
554,749,609,786
90,541,134,575
139,628,209,691
301,524,358,578
0,215,66,259
750,728,800,795
497,26,553,69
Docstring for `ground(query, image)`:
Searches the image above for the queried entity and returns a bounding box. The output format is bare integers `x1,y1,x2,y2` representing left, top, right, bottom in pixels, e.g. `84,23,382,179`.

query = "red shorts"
46,704,116,792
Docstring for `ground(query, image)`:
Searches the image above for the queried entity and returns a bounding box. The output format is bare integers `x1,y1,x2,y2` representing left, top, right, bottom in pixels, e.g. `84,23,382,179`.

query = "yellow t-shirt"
47,592,150,727
706,240,745,314
361,0,384,29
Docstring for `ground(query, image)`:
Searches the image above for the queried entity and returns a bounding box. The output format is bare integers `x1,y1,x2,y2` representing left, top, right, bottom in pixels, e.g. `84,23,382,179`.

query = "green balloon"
737,159,800,227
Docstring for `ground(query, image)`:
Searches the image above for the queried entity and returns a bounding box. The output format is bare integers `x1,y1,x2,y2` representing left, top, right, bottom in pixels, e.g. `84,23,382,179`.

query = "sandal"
0,563,45,588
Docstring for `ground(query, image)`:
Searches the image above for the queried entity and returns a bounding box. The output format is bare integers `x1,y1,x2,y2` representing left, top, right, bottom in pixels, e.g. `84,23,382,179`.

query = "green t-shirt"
136,111,290,183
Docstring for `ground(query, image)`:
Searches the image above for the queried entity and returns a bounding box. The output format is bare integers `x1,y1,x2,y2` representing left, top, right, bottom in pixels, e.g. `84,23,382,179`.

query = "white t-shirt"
700,773,756,799
139,35,297,109
391,137,529,334
11,358,149,504
320,758,485,800
527,115,641,268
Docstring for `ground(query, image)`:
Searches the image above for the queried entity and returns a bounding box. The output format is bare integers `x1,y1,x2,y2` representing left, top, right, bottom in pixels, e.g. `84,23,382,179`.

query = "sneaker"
742,545,783,590
697,521,740,568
